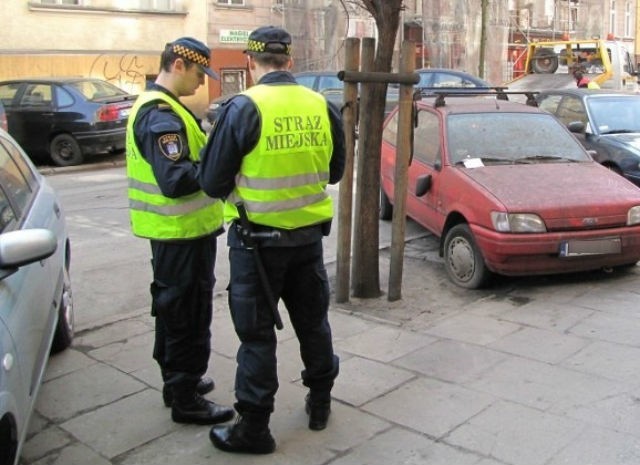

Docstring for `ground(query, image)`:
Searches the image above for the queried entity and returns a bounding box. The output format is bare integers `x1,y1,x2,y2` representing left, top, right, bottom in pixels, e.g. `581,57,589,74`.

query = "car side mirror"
415,174,432,197
567,121,586,133
0,228,57,280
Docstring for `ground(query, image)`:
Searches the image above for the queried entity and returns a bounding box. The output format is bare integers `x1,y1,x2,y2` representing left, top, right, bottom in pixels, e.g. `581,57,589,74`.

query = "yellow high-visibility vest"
126,91,223,239
224,84,334,229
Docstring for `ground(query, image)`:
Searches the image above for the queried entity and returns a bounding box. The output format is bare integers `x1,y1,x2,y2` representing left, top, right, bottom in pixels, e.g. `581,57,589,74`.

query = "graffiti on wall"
89,54,153,95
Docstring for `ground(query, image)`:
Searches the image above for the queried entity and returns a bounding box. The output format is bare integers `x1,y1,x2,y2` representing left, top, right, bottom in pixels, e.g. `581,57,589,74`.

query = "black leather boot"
163,377,215,407
305,392,331,431
209,413,276,454
171,387,234,425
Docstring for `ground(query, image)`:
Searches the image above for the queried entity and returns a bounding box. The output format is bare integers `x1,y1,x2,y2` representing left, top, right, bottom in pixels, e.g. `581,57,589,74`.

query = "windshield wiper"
514,155,579,164
601,129,639,135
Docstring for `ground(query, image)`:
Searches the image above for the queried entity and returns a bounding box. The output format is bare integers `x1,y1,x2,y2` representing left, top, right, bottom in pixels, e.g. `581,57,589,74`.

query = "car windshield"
587,96,640,134
67,79,128,100
447,113,591,165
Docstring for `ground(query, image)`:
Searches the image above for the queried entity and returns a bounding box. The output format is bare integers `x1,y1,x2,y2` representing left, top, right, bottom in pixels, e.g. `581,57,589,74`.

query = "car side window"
19,84,52,108
295,76,316,89
537,94,562,114
0,141,35,232
555,96,587,126
55,86,74,107
382,111,399,146
1,138,37,191
433,73,468,88
414,111,441,166
0,83,21,107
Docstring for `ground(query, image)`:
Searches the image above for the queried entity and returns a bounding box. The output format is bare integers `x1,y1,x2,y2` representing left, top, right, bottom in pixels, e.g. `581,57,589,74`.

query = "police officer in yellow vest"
126,37,234,425
199,26,345,454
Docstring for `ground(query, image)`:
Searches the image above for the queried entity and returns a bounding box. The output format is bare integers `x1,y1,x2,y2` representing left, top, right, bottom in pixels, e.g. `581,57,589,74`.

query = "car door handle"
53,202,61,219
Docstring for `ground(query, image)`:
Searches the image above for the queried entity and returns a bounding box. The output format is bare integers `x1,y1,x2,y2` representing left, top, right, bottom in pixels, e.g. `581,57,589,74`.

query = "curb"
38,155,126,176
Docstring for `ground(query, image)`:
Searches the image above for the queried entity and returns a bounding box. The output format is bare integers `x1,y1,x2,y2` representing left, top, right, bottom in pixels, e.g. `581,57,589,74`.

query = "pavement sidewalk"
20,232,640,465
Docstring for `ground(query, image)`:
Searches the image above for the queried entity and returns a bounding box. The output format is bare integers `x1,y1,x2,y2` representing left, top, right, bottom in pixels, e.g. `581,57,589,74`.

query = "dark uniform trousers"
228,239,339,415
150,234,217,390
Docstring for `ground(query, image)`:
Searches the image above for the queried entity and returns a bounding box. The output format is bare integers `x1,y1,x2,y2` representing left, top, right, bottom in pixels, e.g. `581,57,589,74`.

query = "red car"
380,91,640,288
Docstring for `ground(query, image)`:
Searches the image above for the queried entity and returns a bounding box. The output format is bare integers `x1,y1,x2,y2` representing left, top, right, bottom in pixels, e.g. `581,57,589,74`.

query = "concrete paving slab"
88,330,156,374
569,311,640,346
547,425,640,465
35,363,146,422
329,427,495,465
21,426,72,464
60,389,180,459
498,301,595,333
561,341,640,383
423,313,521,346
467,356,626,411
445,400,583,465
331,356,416,407
43,349,97,382
335,325,436,363
558,389,640,437
487,326,589,364
393,339,508,384
31,442,112,465
74,317,152,350
363,377,495,438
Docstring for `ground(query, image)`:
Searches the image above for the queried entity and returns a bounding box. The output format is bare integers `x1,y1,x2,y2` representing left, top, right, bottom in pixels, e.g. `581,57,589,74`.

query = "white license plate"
559,237,621,257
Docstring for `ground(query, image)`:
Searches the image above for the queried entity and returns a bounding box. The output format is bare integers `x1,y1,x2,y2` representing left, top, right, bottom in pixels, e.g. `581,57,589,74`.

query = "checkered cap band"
246,39,291,55
172,44,209,67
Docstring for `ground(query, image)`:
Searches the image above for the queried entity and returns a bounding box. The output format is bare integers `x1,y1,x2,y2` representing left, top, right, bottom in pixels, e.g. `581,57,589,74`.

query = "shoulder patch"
157,133,184,161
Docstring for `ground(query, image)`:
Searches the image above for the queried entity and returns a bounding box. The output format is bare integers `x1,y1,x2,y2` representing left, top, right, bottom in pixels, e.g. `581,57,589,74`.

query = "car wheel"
380,187,393,221
51,265,74,353
443,224,491,289
531,50,559,74
50,134,84,167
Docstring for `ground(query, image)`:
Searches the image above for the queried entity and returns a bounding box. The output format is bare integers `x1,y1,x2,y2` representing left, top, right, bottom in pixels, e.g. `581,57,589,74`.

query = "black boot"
171,387,234,425
305,392,331,431
163,377,215,407
210,413,276,454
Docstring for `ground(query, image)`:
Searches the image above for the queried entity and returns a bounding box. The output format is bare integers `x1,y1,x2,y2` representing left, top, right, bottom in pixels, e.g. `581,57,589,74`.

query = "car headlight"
491,212,547,233
628,206,640,225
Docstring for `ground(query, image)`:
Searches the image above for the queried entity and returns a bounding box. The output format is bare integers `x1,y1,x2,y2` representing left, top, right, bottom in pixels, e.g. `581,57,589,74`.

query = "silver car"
0,128,74,465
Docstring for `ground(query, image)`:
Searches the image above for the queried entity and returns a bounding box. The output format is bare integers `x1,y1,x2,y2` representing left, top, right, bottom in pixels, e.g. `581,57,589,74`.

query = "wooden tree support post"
388,41,416,302
335,37,360,304
336,41,419,301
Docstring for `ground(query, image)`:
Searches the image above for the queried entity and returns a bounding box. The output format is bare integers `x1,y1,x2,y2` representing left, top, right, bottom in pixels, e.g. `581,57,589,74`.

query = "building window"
609,0,616,35
624,1,631,37
39,0,80,4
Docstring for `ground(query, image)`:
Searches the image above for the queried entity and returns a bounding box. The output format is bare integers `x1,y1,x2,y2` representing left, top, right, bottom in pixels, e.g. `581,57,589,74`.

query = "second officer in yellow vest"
199,26,345,454
126,37,233,426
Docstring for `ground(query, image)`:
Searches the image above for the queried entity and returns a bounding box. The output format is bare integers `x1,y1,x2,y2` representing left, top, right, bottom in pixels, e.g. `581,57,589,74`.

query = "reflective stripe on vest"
223,84,334,229
126,91,223,239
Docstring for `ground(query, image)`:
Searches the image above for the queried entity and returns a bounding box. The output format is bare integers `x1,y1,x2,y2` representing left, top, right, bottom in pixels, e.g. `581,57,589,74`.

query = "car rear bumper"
471,224,640,275
74,127,125,155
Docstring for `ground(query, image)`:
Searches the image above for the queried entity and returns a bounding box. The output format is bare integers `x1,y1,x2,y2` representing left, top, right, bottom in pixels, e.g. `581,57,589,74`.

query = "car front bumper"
471,223,640,275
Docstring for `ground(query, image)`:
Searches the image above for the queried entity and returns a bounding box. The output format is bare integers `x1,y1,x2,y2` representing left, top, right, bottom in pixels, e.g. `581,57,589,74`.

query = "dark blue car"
537,89,640,187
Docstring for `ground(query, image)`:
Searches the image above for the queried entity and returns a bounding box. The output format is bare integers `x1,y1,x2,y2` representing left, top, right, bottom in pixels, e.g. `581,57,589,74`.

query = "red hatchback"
380,91,640,288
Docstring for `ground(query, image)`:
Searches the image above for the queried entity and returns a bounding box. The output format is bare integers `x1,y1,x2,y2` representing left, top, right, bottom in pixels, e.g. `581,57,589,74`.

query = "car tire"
51,265,74,354
50,134,84,167
531,50,559,74
380,187,393,221
443,224,491,289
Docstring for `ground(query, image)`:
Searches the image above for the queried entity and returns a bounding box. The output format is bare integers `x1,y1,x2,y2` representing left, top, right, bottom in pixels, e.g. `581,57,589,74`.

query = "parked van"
506,38,638,92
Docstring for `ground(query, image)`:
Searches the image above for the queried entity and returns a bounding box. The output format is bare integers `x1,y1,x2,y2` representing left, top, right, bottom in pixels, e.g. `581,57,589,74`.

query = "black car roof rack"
413,87,539,107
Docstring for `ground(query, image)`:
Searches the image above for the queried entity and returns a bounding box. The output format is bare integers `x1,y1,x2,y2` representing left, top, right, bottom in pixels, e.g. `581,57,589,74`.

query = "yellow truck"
505,38,638,92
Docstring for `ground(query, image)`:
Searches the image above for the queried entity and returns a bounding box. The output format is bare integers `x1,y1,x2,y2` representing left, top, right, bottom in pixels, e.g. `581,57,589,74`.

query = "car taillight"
96,104,128,122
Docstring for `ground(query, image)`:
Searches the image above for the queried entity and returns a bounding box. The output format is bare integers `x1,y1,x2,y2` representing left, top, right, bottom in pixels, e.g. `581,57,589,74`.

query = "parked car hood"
600,132,640,156
460,162,640,228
